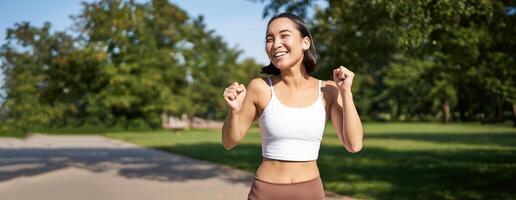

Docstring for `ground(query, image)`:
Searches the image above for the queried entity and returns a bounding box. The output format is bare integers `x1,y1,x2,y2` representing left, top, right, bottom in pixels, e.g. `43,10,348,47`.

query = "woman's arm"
329,66,363,153
221,78,261,150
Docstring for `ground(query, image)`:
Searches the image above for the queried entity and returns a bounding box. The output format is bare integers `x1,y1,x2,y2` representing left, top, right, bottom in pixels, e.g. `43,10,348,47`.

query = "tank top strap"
267,76,275,96
318,80,322,97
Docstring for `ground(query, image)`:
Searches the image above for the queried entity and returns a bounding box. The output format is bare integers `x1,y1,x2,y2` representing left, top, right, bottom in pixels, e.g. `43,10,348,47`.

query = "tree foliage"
256,0,516,124
0,0,261,132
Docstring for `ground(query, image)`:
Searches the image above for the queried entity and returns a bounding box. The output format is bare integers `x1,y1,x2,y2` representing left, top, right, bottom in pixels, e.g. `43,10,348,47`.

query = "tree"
0,0,263,131
0,22,74,131
255,0,516,124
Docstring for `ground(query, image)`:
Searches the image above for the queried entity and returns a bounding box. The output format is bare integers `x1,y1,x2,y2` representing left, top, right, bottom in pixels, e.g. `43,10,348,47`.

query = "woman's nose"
273,39,283,49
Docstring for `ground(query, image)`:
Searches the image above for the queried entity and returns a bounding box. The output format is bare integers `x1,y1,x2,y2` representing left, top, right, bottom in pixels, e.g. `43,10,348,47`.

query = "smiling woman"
221,12,364,200
262,13,317,75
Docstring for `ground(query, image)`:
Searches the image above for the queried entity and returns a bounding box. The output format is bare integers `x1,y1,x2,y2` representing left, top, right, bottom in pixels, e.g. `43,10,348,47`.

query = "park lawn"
102,122,516,200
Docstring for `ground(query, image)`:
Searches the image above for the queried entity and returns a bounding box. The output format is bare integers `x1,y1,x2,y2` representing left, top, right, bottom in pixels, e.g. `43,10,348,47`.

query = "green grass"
3,122,515,199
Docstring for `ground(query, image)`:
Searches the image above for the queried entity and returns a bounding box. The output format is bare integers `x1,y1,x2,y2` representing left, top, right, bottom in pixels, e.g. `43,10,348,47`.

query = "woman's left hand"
333,66,355,93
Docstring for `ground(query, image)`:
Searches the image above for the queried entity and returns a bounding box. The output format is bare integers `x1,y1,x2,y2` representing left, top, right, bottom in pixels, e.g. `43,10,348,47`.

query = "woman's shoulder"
320,79,339,98
319,79,336,87
247,76,271,94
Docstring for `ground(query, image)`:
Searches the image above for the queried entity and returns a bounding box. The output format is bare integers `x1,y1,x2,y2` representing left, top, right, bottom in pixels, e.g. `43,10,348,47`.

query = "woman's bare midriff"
255,158,320,184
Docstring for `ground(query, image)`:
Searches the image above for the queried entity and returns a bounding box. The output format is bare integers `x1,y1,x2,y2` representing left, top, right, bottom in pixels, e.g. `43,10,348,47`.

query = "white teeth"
274,51,288,58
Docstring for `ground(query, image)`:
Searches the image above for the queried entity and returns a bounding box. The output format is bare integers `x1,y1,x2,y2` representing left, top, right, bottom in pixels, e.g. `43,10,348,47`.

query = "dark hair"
261,13,317,75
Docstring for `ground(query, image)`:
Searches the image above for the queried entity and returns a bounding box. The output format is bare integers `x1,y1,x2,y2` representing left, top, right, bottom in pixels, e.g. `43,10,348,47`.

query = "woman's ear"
302,36,311,51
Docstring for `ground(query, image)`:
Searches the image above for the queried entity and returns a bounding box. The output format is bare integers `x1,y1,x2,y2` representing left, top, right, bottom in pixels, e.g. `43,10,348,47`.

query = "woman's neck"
279,63,310,87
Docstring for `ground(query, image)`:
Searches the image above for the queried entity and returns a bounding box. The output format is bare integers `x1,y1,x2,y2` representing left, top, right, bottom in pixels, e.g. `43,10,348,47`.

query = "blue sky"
0,0,270,63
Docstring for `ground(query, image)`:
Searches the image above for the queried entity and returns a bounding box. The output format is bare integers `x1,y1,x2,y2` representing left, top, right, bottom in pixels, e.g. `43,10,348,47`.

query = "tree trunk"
458,96,467,122
496,102,503,123
396,98,401,120
512,104,516,127
458,86,468,122
441,98,451,123
161,112,169,128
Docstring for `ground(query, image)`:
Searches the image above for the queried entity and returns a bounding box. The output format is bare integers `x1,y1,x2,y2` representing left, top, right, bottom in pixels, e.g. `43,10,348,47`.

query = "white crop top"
258,77,327,161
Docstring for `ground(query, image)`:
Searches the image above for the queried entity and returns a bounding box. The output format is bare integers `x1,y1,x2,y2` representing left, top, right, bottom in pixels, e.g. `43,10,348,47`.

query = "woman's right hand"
223,82,246,114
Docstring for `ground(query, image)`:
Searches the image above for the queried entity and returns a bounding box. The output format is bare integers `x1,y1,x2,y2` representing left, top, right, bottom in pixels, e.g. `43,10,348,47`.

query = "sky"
0,0,272,99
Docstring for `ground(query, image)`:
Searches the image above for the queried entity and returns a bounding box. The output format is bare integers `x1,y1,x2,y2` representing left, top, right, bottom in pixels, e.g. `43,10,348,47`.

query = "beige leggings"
247,176,325,200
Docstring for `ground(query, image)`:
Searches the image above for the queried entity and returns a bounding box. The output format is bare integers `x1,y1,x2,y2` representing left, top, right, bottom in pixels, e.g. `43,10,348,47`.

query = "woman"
222,13,363,200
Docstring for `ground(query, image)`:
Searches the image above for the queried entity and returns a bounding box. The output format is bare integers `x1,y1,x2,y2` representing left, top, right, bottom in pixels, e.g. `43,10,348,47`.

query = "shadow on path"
0,135,253,185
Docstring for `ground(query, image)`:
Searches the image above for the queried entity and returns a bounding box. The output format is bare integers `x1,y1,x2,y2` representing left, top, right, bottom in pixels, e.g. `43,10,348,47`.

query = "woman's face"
265,18,310,70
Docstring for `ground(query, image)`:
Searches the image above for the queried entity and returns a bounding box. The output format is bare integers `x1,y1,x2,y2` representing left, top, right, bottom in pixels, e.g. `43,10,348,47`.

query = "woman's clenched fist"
223,82,246,114
333,66,355,93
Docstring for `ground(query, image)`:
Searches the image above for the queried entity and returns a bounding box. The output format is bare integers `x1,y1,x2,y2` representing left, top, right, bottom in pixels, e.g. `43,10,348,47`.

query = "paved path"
0,134,349,200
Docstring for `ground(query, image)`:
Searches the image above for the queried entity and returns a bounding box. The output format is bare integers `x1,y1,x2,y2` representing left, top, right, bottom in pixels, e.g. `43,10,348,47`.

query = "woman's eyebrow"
279,29,292,34
266,29,292,38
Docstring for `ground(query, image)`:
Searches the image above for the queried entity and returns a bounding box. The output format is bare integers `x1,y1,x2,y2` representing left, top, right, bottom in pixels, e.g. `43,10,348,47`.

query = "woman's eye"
266,38,273,43
281,35,290,38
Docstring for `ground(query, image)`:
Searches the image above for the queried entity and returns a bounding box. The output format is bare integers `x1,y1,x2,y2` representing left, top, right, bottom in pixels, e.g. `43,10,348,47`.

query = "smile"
273,51,288,58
